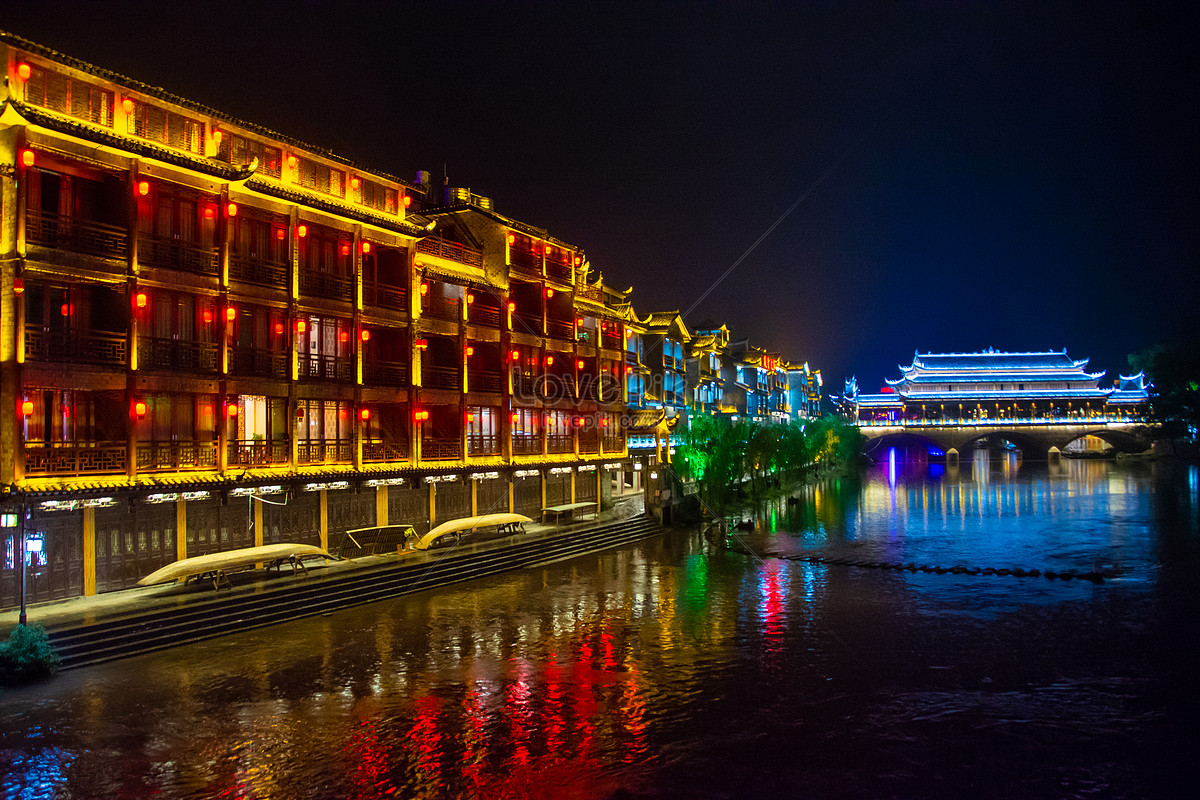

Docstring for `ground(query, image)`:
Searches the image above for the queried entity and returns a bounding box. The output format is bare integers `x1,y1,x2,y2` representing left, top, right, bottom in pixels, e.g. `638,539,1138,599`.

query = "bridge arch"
862,431,948,460
957,430,1052,458
1059,429,1151,454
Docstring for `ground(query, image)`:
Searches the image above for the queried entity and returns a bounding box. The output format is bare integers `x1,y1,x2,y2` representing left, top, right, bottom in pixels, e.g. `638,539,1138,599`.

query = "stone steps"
47,516,663,670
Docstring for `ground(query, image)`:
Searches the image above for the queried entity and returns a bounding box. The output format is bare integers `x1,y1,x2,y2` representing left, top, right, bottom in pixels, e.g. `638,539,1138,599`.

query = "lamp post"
18,494,27,627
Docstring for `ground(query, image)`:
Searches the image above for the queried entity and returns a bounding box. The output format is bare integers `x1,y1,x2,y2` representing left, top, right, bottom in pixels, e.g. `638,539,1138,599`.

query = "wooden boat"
137,543,334,589
414,513,531,551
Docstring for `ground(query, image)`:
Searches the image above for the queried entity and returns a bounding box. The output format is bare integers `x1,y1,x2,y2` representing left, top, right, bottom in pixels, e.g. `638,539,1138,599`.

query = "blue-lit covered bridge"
858,418,1152,460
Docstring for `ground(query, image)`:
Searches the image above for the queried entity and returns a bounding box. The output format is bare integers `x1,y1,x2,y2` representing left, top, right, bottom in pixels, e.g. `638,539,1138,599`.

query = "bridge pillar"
945,447,959,466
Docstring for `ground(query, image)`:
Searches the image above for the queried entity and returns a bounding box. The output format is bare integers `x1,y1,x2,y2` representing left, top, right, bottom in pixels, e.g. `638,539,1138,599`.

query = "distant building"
840,349,1149,424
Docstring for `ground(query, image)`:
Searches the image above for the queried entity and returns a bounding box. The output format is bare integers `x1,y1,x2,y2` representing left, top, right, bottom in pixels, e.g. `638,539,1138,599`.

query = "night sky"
7,3,1196,395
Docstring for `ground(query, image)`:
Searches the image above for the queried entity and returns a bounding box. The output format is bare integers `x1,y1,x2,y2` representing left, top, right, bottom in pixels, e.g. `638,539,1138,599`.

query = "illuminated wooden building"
0,33,628,609
842,349,1149,425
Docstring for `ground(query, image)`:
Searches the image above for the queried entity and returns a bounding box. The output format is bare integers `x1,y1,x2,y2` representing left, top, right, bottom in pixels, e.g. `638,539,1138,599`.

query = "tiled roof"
2,30,420,190
908,350,1083,372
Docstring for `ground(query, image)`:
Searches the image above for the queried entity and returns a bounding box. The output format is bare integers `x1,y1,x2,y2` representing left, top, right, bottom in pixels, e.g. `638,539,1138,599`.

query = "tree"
1129,343,1200,441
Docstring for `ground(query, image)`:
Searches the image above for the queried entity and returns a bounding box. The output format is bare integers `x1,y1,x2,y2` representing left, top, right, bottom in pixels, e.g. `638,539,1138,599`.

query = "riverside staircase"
43,515,663,670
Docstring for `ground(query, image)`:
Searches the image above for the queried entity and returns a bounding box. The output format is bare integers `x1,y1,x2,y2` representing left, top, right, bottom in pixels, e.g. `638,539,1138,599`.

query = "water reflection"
1,458,1196,799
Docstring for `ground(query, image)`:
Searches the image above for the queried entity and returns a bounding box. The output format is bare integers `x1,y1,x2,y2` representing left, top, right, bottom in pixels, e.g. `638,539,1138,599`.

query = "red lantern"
226,306,237,322
466,293,475,304
297,224,308,238
361,241,371,254
507,301,515,312
19,149,35,168
16,63,31,81
577,360,585,370
465,345,475,356
296,319,307,333
404,195,412,207
21,400,34,417
226,202,238,217
203,309,214,323
511,349,520,361
545,355,555,367
122,98,134,114
361,329,370,342
135,292,148,309
274,322,284,335
360,408,371,421
134,401,147,418
545,288,554,298
138,180,150,196
420,283,429,296
506,233,515,245
227,404,239,418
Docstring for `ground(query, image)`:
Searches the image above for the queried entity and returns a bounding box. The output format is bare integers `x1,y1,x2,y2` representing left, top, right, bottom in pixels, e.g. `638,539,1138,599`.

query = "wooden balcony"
363,441,410,463
25,209,127,262
416,237,483,267
546,318,575,340
508,249,542,275
298,354,353,381
545,260,574,284
511,311,541,335
363,280,407,311
227,439,289,467
297,440,352,465
230,253,289,289
467,370,503,393
467,303,501,327
511,437,542,456
230,347,289,379
467,433,501,456
363,359,410,386
140,337,219,373
23,443,127,476
422,297,461,322
421,438,460,460
422,365,461,391
138,233,218,276
300,271,354,302
24,326,126,366
547,434,573,454
136,441,219,471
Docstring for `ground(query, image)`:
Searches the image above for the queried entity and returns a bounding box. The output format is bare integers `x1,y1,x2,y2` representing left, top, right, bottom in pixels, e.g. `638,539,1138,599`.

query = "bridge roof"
907,349,1086,372
895,388,1113,402
895,369,1106,385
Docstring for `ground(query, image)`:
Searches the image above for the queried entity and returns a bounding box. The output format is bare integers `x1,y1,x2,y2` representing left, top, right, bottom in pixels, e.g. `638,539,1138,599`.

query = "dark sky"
7,2,1196,392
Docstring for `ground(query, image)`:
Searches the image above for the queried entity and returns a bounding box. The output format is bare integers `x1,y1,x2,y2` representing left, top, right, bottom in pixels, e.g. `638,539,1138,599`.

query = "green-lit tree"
1129,343,1200,442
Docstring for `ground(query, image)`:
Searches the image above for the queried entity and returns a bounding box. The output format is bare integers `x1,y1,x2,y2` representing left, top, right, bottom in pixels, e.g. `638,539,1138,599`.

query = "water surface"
2,457,1198,799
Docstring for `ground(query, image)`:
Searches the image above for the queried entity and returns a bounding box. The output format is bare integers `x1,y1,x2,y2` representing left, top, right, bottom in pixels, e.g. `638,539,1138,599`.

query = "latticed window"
217,133,283,178
359,178,398,214
23,62,114,127
127,101,204,154
296,157,345,197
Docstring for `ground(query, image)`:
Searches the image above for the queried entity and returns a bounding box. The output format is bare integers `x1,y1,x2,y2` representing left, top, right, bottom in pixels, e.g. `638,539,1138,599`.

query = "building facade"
0,34,631,609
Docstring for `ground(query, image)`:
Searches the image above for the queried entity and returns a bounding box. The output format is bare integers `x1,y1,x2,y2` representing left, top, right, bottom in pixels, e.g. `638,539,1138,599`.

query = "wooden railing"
300,271,354,302
230,348,289,379
363,359,410,386
24,327,127,366
546,318,575,340
467,371,503,392
136,441,219,471
467,303,501,327
363,281,407,311
227,439,289,467
547,434,573,453
23,443,127,476
230,253,289,289
139,337,219,373
298,354,353,381
138,233,218,276
421,438,460,460
296,440,352,464
511,437,542,456
423,365,461,390
25,209,127,262
422,297,461,321
417,237,483,267
363,441,410,462
467,434,501,456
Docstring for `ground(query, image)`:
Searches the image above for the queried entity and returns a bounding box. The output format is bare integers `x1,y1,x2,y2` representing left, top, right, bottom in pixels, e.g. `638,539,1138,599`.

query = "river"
2,455,1198,799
